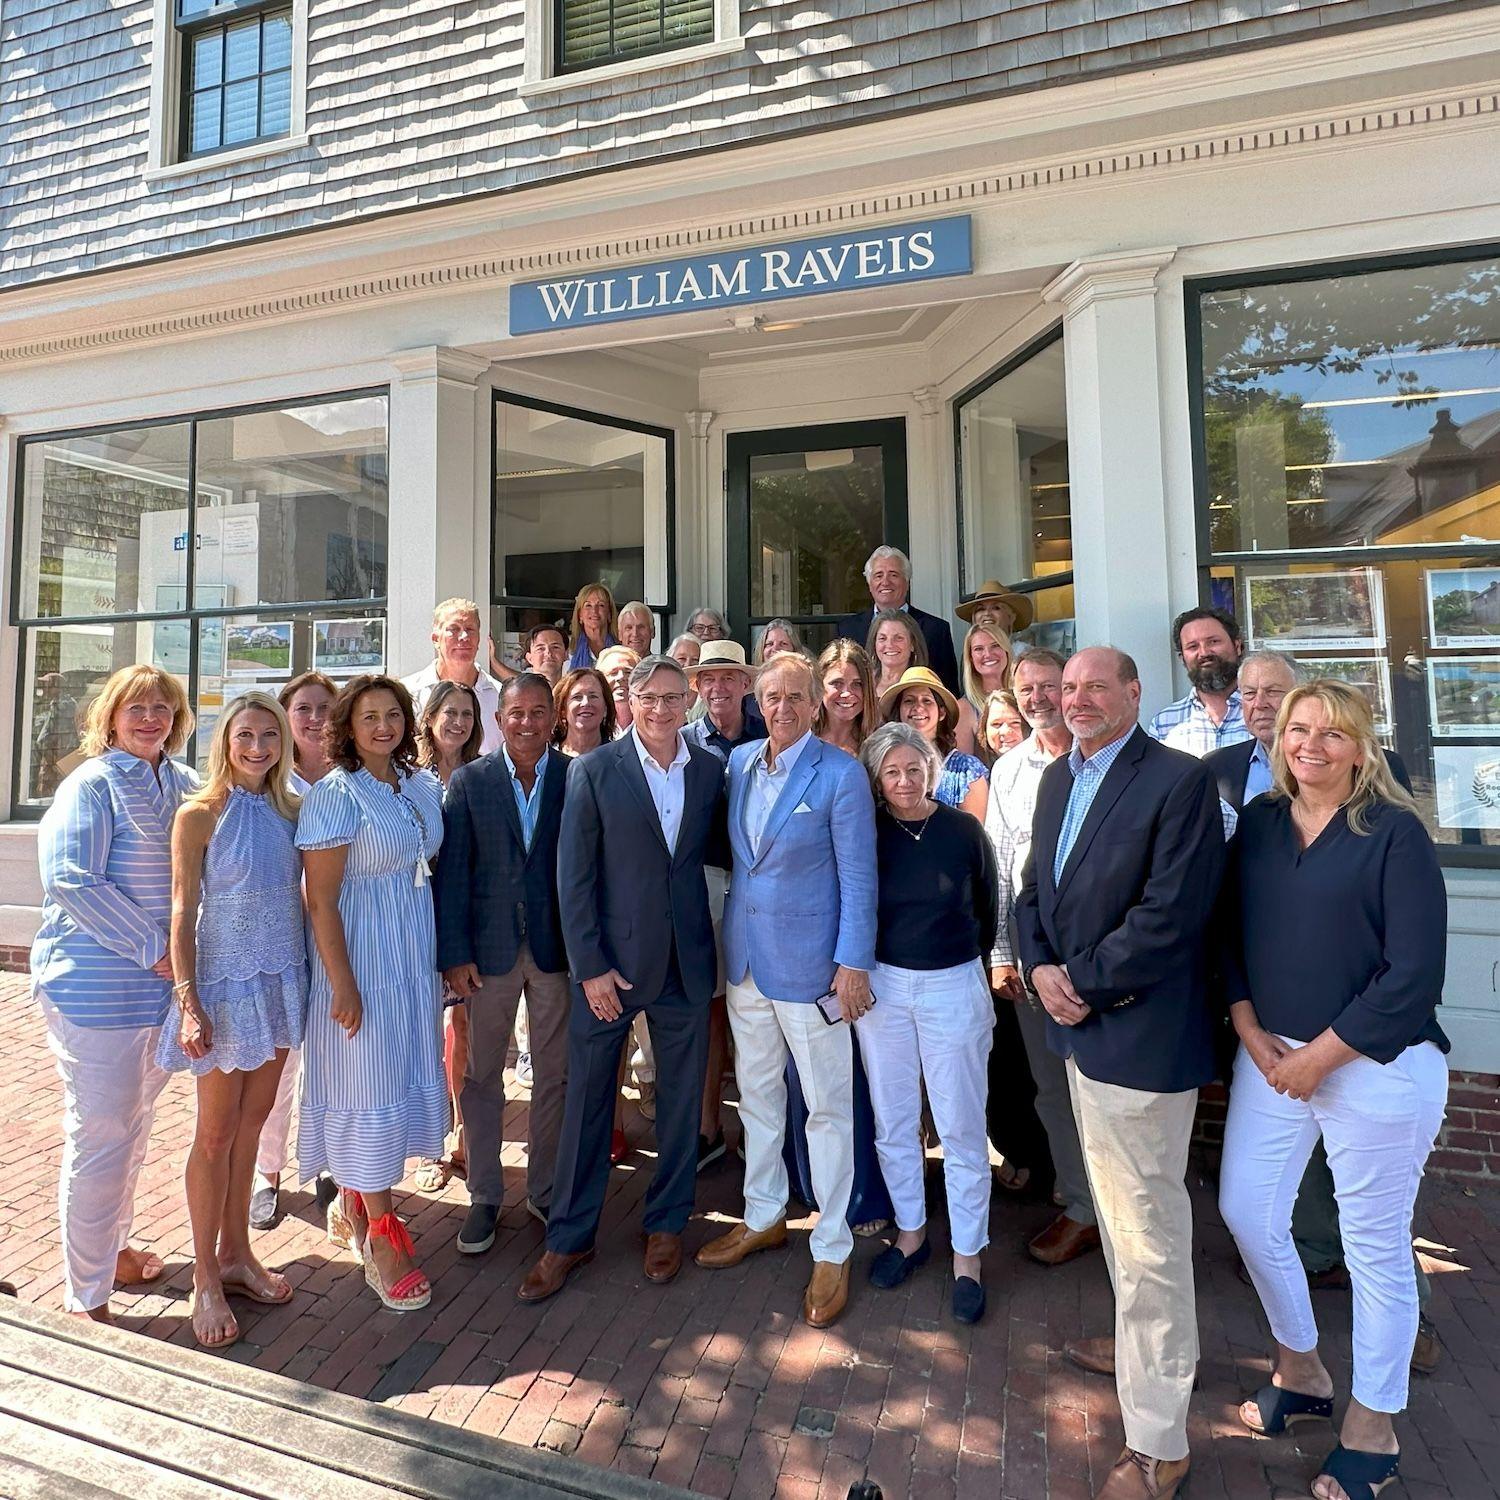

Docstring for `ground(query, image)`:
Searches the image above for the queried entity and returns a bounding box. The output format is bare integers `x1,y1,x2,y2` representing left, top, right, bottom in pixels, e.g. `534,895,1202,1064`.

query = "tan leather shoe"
1095,1448,1189,1500
1027,1212,1102,1267
802,1259,850,1328
1065,1334,1116,1376
694,1219,788,1269
644,1232,682,1284
517,1247,594,1303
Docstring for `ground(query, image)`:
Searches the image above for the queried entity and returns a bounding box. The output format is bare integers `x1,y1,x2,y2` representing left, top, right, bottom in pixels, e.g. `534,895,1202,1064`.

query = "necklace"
889,805,936,842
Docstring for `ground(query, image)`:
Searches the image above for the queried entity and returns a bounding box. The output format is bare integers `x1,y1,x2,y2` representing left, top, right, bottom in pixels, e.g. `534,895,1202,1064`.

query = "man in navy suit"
1017,647,1226,1500
519,655,728,1302
836,545,960,695
435,673,570,1256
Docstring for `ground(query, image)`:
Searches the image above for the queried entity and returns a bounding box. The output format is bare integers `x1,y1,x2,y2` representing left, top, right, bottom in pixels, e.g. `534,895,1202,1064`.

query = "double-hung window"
176,0,294,159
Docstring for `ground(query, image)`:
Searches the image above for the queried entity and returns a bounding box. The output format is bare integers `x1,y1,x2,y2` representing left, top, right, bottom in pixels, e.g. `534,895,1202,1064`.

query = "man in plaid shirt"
1146,607,1252,758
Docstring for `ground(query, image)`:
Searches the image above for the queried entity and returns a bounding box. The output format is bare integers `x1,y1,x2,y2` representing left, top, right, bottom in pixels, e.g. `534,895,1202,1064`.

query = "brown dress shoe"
1028,1212,1102,1267
802,1259,850,1328
644,1232,682,1284
1095,1448,1189,1500
1064,1334,1116,1376
517,1247,594,1303
1411,1315,1442,1374
694,1219,788,1269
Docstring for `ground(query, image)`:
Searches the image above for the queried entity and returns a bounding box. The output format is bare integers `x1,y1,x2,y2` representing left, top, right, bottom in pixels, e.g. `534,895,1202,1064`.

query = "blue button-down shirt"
1244,739,1274,805
502,746,549,850
1053,729,1133,885
1147,688,1250,757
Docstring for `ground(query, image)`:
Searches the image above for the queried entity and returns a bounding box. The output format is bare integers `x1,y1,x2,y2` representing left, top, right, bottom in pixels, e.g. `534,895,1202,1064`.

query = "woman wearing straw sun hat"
955,579,1035,638
880,666,989,823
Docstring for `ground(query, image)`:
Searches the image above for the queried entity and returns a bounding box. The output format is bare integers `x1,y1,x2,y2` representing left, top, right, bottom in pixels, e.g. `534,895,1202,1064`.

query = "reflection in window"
1200,259,1500,555
956,333,1074,654
492,396,671,668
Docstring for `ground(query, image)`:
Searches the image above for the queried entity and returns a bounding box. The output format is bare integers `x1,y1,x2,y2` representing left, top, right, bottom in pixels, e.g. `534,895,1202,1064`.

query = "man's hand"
583,969,632,1022
990,964,1025,1002
444,963,480,999
833,965,872,1022
1031,964,1089,1026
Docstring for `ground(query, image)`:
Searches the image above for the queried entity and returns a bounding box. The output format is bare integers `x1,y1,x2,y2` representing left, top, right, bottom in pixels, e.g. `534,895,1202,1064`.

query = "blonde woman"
1219,680,1448,1500
567,582,619,669
32,664,196,1322
813,639,880,756
958,623,1013,757
158,692,307,1348
866,609,928,699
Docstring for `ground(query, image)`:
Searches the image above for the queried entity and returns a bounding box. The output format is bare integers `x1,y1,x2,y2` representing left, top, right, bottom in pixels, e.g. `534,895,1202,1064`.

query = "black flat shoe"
314,1173,338,1213
952,1276,986,1325
869,1238,930,1290
1314,1443,1400,1500
1240,1382,1333,1435
248,1186,279,1231
457,1202,500,1255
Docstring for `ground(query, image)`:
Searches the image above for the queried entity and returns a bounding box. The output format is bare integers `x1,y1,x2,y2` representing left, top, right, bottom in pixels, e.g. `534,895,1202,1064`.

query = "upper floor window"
176,0,293,158
556,0,714,73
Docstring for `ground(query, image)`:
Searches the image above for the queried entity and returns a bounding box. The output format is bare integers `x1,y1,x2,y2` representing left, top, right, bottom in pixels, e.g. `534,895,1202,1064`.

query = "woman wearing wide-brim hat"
880,667,989,822
955,580,1035,635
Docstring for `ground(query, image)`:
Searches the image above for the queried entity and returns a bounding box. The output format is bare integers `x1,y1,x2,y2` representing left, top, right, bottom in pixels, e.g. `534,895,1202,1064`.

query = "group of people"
29,547,1450,1500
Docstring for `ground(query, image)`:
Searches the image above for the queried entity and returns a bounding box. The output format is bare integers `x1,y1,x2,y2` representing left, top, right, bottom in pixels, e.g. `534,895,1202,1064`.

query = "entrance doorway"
725,418,908,654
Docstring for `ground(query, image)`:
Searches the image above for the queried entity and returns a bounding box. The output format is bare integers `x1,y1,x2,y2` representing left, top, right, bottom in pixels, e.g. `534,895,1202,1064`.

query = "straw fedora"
956,580,1035,633
879,665,961,722
687,639,755,678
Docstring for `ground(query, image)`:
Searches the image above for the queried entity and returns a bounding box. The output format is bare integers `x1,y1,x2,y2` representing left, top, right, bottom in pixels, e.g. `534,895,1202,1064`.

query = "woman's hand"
990,965,1025,1002
178,993,213,1059
151,954,175,981
1240,1025,1289,1081
331,983,363,1038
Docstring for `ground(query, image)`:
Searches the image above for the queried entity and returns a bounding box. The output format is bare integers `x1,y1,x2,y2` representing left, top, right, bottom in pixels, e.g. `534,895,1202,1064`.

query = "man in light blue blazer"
694,653,877,1329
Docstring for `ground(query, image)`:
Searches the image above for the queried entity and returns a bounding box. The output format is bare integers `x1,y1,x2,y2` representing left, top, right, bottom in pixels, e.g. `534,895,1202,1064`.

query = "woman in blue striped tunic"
31,664,197,1321
297,674,446,1312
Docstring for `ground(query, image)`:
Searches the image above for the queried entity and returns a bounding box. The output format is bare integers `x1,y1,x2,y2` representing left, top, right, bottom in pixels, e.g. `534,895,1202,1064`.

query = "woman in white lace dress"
159,691,308,1349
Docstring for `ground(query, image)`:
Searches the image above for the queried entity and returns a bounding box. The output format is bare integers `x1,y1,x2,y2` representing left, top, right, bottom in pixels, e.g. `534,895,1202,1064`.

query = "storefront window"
955,331,1074,655
12,392,389,809
492,393,672,666
1196,252,1500,857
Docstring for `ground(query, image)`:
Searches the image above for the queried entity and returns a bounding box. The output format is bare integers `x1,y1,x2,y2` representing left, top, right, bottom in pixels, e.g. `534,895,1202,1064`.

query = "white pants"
1219,1038,1448,1414
254,1044,300,1181
41,995,171,1313
857,959,994,1257
728,973,854,1264
1069,1060,1199,1462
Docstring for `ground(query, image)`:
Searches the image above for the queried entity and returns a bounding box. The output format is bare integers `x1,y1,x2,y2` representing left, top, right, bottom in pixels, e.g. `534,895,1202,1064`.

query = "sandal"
852,1219,891,1238
364,1212,431,1312
994,1160,1032,1194
413,1159,453,1193
1313,1444,1400,1500
1240,1383,1334,1436
219,1262,293,1306
115,1246,166,1286
328,1189,367,1258
188,1285,240,1350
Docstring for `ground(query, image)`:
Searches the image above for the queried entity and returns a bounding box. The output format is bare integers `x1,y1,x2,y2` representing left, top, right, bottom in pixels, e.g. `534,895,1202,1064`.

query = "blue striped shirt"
32,751,198,1029
1053,731,1132,885
502,746,549,851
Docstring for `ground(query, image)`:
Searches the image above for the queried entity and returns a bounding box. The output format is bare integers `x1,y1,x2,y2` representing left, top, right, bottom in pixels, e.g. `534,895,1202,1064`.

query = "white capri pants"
1219,1037,1448,1414
40,995,171,1313
857,958,995,1257
255,1044,300,1182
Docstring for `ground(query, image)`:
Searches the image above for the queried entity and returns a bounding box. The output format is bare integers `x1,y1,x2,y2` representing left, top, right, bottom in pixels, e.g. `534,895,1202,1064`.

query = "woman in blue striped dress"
297,674,445,1312
31,664,197,1322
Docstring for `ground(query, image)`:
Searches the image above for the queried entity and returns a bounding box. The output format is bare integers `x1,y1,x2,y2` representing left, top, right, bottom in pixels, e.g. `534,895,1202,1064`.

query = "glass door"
726,419,908,653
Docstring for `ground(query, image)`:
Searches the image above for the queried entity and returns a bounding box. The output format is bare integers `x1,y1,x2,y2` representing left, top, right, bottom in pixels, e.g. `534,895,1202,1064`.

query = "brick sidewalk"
2,973,1496,1499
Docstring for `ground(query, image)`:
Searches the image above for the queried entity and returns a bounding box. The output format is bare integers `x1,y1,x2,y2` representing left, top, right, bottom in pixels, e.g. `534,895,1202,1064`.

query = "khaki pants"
462,948,570,1212
1068,1060,1198,1462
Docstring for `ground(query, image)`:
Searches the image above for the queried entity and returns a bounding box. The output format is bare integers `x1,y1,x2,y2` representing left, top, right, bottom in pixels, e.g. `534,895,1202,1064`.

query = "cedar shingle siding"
0,0,1467,286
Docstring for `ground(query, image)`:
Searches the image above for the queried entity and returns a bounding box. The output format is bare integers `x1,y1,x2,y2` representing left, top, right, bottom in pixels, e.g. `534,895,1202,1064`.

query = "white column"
387,348,490,677
1044,250,1179,719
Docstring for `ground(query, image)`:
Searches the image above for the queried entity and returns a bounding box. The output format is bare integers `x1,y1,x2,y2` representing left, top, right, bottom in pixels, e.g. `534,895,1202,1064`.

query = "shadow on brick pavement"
2,973,1496,1498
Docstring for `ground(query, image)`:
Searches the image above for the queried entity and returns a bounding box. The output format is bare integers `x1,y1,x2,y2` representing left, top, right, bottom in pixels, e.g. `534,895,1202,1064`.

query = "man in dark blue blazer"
435,673,570,1257
519,655,728,1302
835,544,960,695
1016,647,1226,1500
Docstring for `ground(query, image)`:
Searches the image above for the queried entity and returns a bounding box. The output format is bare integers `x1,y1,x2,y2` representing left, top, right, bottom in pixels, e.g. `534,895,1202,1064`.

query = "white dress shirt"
403,661,504,755
633,727,691,853
743,729,813,857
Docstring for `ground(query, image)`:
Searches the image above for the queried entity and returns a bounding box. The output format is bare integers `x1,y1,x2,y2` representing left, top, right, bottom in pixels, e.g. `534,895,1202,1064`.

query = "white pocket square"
793,802,814,814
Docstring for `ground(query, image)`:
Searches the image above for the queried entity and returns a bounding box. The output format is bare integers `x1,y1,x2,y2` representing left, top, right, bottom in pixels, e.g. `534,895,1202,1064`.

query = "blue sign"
509,216,972,335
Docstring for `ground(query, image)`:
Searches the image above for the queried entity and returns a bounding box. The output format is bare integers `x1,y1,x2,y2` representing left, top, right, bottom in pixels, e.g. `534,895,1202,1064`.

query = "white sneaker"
515,1052,533,1088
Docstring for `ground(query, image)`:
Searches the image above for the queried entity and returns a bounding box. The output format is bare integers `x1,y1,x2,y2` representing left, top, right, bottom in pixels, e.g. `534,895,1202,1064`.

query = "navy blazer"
1205,738,1412,815
433,750,569,977
1016,726,1227,1093
836,602,960,695
557,735,729,1003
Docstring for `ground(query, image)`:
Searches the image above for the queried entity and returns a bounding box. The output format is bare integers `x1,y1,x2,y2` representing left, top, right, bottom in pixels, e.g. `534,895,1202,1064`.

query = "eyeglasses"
632,692,688,710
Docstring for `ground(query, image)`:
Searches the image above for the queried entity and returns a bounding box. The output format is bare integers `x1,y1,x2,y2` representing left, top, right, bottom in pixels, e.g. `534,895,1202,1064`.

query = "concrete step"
0,1300,696,1500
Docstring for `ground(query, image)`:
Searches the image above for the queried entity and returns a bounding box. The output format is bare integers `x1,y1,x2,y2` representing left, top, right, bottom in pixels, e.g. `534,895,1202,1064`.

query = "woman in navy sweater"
1218,680,1447,1500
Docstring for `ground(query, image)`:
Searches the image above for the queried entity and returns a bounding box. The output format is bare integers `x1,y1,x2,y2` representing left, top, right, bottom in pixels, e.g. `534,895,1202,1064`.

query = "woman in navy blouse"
32,665,197,1321
1218,679,1448,1500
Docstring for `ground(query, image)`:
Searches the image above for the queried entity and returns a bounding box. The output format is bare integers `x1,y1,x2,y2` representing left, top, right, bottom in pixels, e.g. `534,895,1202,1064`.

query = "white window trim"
146,0,309,175
520,0,743,97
